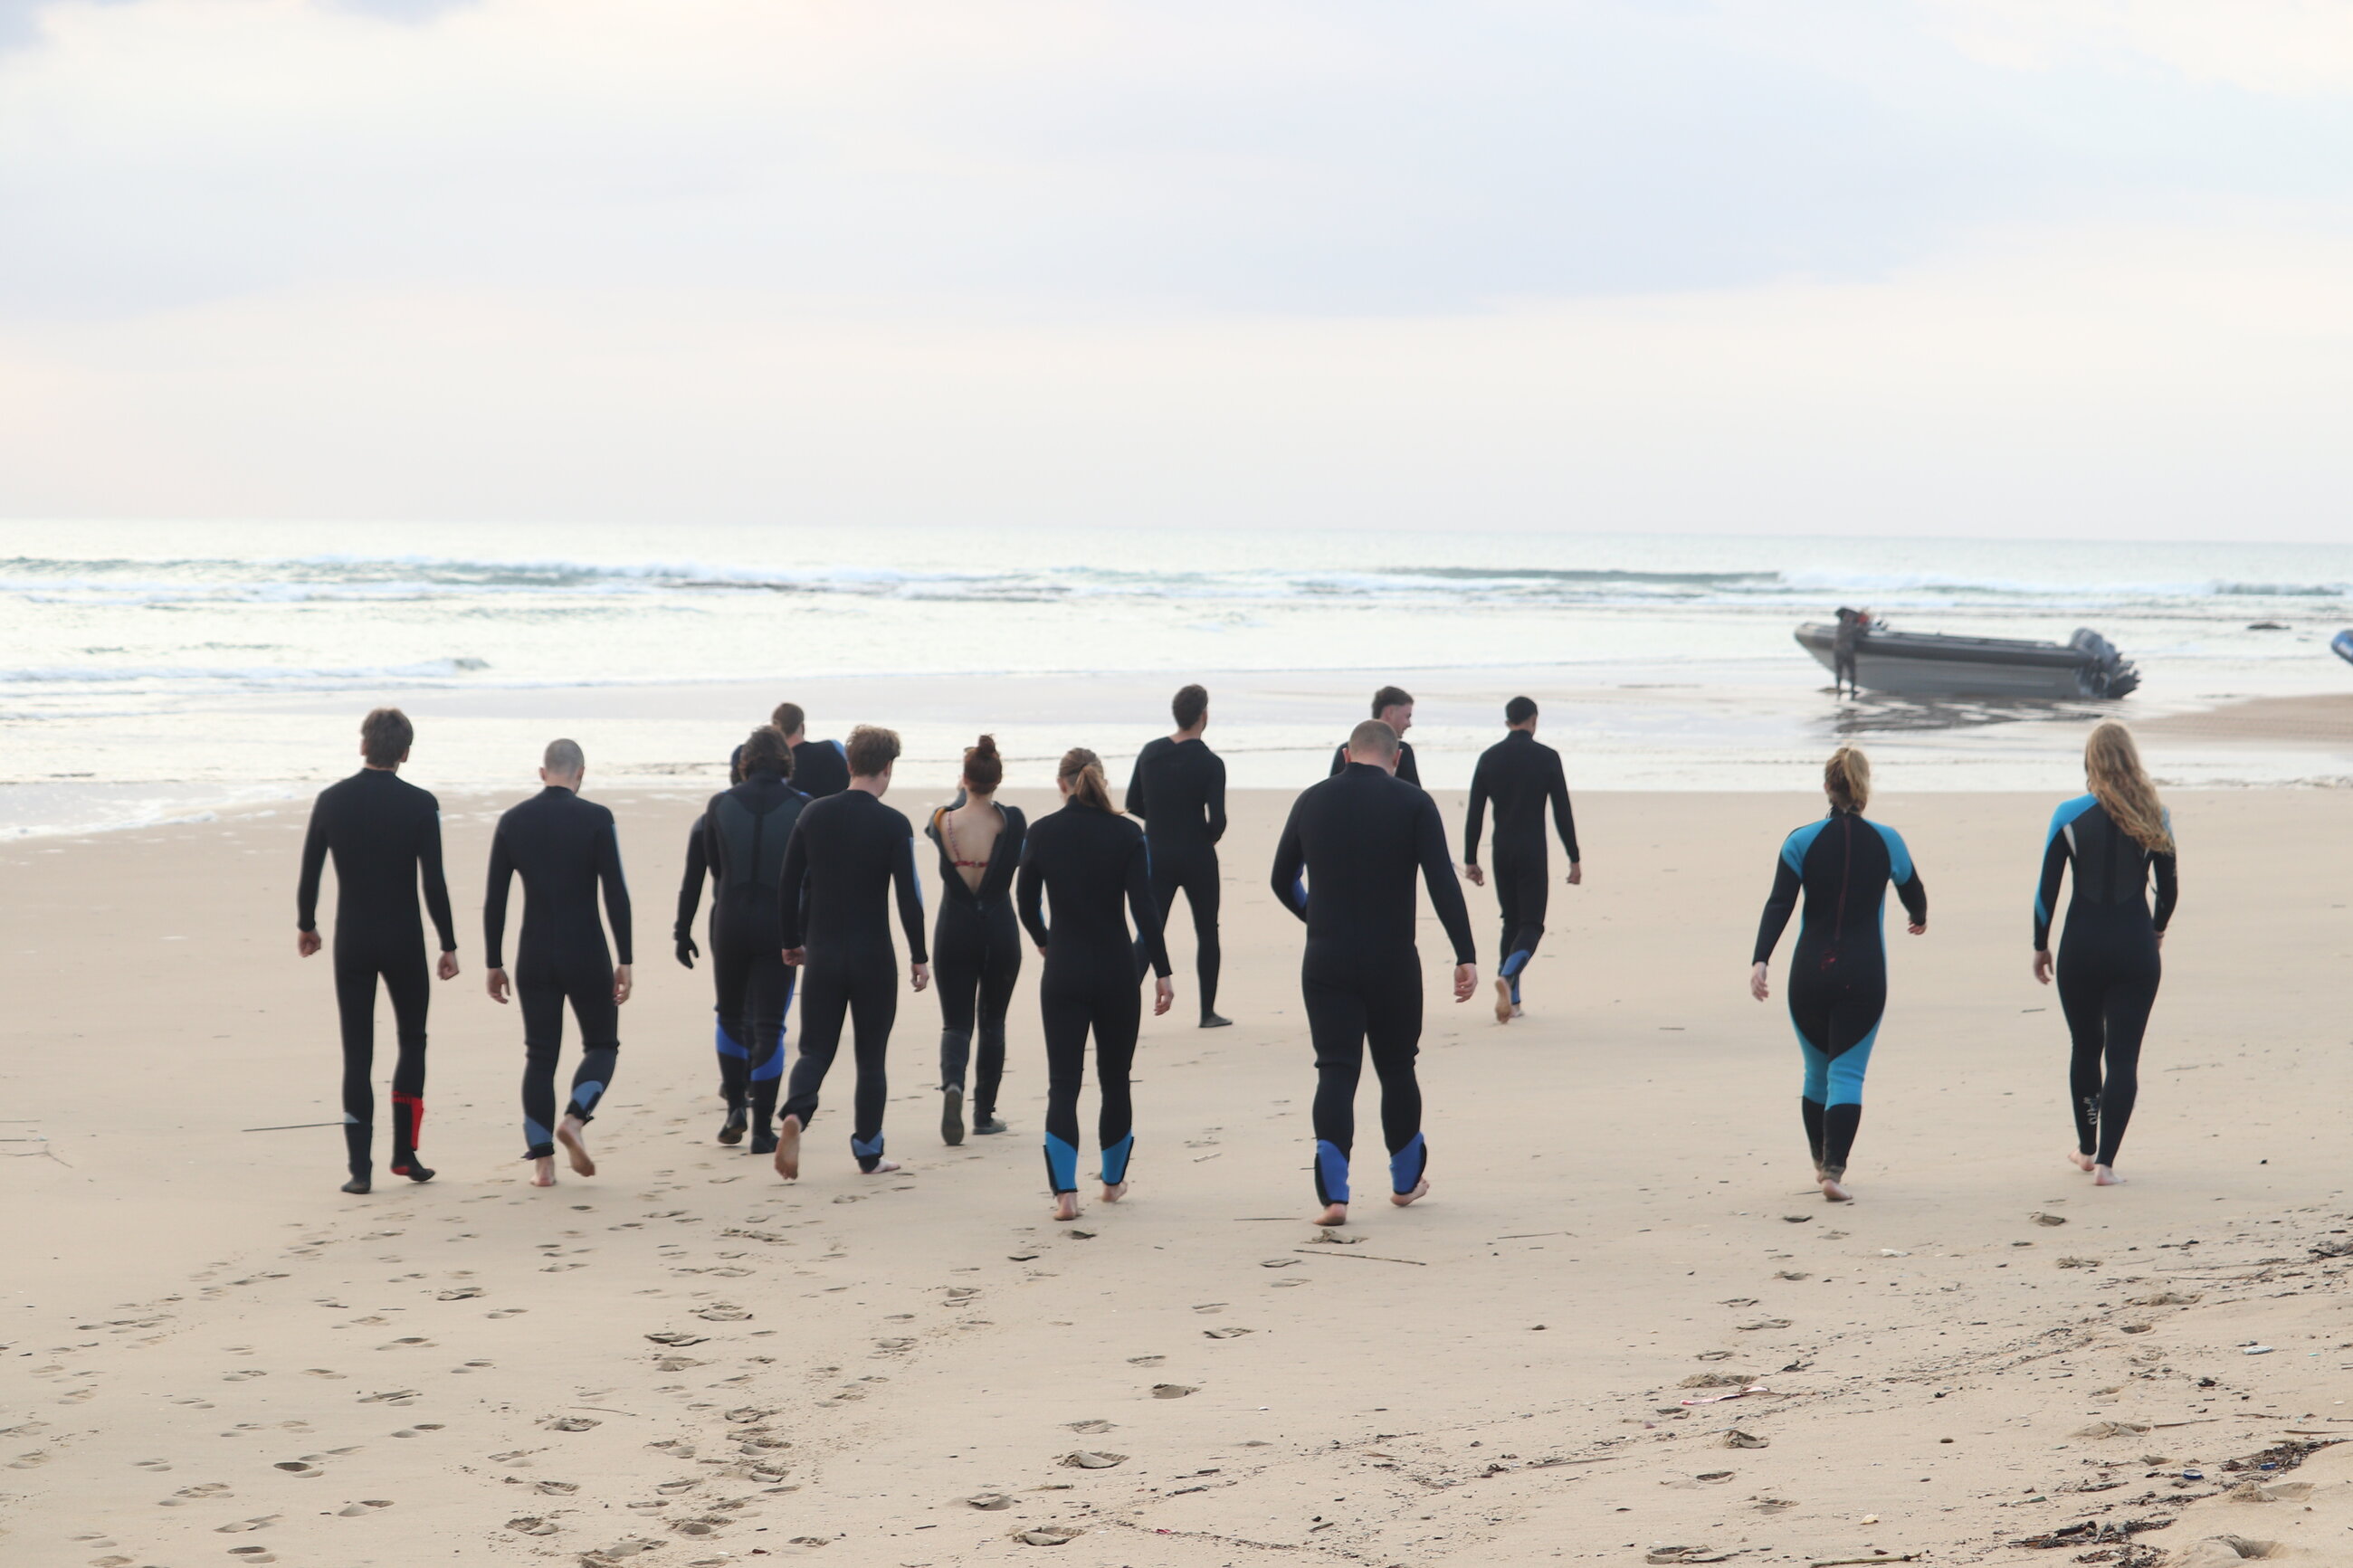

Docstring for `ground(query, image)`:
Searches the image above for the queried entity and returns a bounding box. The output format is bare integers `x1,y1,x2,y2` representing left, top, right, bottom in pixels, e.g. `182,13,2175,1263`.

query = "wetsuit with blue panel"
1270,763,1477,1208
1017,799,1170,1194
700,765,811,1148
2034,794,2177,1169
777,789,928,1171
1752,808,1925,1181
1462,728,1578,1008
484,786,634,1162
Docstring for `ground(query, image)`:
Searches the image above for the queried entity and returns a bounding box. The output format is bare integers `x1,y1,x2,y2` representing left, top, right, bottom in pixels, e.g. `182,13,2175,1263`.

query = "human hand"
487,966,511,1004
910,961,931,993
437,950,461,981
675,935,699,969
1464,864,1485,888
2032,949,2053,985
1453,964,1477,1003
614,964,634,1004
781,947,805,967
1153,975,1175,1016
1567,862,1582,887
1749,962,1769,1003
298,929,321,958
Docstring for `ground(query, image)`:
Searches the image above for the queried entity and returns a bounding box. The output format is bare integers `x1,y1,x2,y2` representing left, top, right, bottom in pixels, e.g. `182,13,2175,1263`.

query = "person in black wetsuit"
296,708,461,1194
692,727,811,1154
1126,683,1229,1027
1749,746,1926,1203
675,747,755,1143
1462,696,1582,1024
2033,721,2178,1186
484,739,634,1187
775,702,851,799
775,725,929,1180
927,736,1025,1145
1019,747,1174,1221
1272,719,1477,1226
1329,685,1420,787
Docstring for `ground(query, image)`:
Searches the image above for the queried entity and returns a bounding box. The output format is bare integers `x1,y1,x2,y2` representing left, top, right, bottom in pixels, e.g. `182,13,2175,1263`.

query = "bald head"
1345,719,1399,770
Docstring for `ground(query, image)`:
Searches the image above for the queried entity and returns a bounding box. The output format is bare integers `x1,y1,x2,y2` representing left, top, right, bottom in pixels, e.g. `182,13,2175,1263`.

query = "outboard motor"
2069,628,2139,698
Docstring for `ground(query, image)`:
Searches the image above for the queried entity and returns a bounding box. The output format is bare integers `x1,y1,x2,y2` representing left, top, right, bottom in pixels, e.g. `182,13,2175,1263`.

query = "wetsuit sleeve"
675,818,708,943
2151,816,2177,934
1124,751,1148,819
1016,832,1049,948
598,815,634,966
296,798,329,934
1269,798,1309,924
1205,752,1226,845
1548,752,1580,863
2033,813,2072,950
483,823,515,971
1415,794,1477,965
1329,745,1347,778
777,818,810,950
1752,843,1801,966
1878,823,1926,927
416,800,459,954
893,832,929,965
1397,744,1422,788
1126,833,1172,978
1462,758,1489,866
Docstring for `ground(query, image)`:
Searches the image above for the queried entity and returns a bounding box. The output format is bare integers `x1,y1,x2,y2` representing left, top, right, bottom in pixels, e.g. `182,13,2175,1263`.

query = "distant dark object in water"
2246,621,2289,631
2333,630,2353,668
1795,622,2139,699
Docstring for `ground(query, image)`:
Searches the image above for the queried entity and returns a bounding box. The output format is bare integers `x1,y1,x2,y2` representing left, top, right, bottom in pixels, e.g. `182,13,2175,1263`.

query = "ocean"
4,522,2349,834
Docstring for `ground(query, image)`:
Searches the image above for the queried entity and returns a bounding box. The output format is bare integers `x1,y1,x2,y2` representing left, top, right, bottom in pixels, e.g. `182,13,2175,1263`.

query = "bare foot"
861,1158,902,1175
1390,1179,1430,1208
1819,1174,1852,1202
1314,1202,1348,1226
773,1115,802,1181
1492,978,1512,1024
1053,1192,1081,1221
2068,1149,2095,1173
1100,1181,1129,1203
529,1157,557,1188
2092,1164,2124,1186
556,1117,595,1177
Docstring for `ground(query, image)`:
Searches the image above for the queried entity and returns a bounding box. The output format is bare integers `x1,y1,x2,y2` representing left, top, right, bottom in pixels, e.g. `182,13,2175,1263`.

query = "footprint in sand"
302,1369,347,1381
273,1460,322,1476
214,1515,280,1533
376,1337,433,1349
222,1369,268,1383
548,1418,600,1433
508,1516,558,1535
133,1458,172,1472
8,1451,51,1470
536,1480,579,1496
336,1499,395,1516
487,1308,529,1319
224,1554,277,1565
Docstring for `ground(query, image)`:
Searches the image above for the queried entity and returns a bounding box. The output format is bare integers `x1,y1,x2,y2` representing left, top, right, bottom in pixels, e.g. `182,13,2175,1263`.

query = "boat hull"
1796,623,2136,699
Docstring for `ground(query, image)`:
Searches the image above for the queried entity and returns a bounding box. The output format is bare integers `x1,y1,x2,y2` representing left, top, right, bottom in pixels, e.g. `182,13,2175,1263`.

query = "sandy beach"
5,783,2353,1566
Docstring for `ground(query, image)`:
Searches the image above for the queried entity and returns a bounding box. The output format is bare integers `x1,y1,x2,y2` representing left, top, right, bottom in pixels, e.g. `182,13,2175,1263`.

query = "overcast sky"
2,0,2349,538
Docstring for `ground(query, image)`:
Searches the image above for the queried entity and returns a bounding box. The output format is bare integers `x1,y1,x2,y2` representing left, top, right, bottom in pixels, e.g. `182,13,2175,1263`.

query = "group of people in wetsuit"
296,688,2176,1218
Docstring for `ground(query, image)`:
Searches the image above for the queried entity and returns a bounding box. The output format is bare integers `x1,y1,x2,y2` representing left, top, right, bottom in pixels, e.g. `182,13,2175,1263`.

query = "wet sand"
4,786,2352,1565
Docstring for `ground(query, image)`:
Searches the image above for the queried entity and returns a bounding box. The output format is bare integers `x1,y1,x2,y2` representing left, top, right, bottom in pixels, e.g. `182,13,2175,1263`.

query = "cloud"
1927,0,2353,94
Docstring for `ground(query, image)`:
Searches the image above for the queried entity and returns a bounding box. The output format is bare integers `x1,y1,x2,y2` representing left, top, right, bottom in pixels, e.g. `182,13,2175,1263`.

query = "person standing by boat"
1831,607,1865,698
1749,746,1926,1202
2033,722,2177,1187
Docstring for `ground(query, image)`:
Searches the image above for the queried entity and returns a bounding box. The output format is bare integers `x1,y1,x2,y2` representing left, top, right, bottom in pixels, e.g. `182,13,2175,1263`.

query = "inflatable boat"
1794,622,2140,699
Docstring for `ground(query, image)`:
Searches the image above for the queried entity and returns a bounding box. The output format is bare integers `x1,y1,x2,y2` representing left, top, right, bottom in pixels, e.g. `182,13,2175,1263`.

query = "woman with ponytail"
2033,721,2177,1185
925,736,1026,1145
1750,746,1929,1202
1016,748,1175,1221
